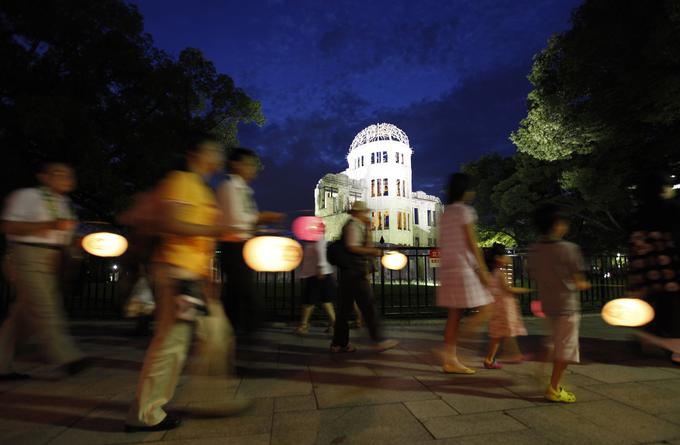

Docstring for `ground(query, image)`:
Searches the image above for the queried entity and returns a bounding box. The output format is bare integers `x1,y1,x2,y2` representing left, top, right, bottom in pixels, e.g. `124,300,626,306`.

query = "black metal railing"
0,248,629,321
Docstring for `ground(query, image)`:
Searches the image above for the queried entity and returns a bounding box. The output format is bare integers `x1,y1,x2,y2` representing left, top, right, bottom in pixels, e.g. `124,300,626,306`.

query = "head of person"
228,147,260,183
37,162,76,195
446,173,475,204
533,203,569,239
638,171,675,203
185,132,224,176
484,242,509,271
349,201,370,224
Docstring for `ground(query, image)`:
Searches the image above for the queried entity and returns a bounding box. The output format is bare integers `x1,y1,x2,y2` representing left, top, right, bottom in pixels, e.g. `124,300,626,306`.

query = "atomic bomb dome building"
314,123,442,246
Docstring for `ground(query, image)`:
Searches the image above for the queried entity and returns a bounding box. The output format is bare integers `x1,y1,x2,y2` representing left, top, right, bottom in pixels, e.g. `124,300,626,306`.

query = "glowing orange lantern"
381,251,408,271
602,298,655,327
82,232,128,257
243,236,303,272
292,216,325,242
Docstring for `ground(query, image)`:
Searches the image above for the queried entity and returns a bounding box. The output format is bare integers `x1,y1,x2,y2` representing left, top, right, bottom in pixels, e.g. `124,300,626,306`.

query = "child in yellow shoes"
528,205,591,403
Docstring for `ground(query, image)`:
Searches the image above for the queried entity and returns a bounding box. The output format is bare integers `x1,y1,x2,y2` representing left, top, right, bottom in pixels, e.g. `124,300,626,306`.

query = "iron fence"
0,247,629,321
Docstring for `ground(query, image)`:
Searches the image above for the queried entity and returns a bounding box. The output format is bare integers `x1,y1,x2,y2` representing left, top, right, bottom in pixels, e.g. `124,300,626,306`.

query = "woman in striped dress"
436,173,493,374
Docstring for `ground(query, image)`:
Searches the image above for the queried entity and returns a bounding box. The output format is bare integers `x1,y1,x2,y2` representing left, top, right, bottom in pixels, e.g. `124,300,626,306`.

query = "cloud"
243,62,533,211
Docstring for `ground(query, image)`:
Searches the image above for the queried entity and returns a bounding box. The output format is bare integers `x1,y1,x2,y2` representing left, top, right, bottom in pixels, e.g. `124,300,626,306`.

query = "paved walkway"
1,315,679,445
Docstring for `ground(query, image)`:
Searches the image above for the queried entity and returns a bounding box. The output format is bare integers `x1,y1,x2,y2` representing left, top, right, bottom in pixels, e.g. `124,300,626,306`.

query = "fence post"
380,259,386,316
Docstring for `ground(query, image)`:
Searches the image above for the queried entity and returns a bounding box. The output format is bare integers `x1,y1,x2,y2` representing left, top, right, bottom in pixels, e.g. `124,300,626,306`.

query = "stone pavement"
1,315,679,445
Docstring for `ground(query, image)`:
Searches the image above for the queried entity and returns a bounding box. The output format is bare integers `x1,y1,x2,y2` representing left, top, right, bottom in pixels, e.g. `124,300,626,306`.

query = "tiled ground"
1,315,679,445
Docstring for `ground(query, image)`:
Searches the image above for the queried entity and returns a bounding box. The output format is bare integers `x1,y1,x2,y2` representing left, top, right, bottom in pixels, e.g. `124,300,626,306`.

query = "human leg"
331,270,354,349
12,246,83,368
126,265,193,427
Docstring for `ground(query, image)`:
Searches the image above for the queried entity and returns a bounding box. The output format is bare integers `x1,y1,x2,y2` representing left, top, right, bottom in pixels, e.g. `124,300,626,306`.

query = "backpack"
326,220,361,269
326,239,348,267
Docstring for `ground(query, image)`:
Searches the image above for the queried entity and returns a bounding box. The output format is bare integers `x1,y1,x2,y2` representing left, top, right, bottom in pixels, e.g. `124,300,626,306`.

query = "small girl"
483,243,531,369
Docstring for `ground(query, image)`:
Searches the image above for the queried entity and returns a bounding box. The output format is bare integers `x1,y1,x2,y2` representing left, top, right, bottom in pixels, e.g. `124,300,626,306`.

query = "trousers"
0,244,83,373
126,264,234,426
332,268,383,347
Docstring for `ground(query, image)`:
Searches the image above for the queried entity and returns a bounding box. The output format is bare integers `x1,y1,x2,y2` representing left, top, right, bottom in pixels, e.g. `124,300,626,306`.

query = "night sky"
135,0,582,214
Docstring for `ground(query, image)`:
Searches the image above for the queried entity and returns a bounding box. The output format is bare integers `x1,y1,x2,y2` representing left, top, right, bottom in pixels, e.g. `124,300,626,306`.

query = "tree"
0,0,264,219
510,0,680,249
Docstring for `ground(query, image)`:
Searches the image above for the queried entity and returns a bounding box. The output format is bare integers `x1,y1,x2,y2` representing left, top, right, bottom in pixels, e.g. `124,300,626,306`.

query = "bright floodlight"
243,236,303,272
381,251,408,271
602,298,655,327
82,232,128,257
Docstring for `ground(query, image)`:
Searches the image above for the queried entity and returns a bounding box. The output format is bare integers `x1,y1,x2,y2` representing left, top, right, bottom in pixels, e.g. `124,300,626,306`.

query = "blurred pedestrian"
215,148,284,335
483,243,531,369
295,222,336,335
436,173,493,374
628,172,680,364
528,204,590,403
125,133,235,432
0,162,87,380
330,201,398,353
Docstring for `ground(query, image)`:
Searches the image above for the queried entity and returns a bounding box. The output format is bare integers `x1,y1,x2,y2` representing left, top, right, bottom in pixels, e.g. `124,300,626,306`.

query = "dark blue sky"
135,0,582,213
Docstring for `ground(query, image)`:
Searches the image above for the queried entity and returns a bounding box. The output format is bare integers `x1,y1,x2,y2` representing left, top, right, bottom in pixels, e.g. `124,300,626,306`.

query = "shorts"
545,313,580,363
301,275,336,305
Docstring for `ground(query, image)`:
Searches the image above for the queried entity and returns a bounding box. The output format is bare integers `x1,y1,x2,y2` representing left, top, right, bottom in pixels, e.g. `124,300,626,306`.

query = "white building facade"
314,123,442,247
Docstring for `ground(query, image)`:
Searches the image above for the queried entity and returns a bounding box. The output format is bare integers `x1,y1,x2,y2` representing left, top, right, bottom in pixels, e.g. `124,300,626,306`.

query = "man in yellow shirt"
125,133,234,432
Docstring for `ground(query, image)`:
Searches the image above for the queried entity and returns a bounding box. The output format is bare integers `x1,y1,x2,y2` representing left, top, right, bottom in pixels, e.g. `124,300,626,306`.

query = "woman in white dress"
436,173,493,374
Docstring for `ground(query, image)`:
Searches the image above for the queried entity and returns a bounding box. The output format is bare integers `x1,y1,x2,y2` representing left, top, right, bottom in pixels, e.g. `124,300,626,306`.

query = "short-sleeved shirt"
154,171,220,277
344,217,367,248
528,239,586,316
299,238,333,278
216,174,259,242
2,187,76,246
342,217,369,272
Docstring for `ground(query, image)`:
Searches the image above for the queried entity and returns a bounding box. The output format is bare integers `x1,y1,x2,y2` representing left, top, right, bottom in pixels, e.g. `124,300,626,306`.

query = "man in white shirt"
215,148,284,334
330,201,398,353
0,162,86,380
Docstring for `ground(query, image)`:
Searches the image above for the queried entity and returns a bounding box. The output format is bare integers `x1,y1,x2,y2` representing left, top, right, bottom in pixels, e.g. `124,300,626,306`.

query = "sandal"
544,385,576,403
330,344,357,353
483,359,503,369
294,324,309,335
442,363,476,375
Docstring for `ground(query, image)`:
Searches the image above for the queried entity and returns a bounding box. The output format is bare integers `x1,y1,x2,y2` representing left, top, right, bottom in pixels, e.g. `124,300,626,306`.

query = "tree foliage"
0,0,264,219
469,0,680,250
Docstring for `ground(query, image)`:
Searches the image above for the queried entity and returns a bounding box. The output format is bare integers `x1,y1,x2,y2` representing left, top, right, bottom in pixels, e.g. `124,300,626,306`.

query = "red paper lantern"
292,216,325,241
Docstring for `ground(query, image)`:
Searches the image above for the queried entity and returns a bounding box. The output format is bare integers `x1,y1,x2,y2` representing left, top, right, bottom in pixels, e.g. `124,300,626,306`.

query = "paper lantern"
602,298,655,327
243,236,303,272
381,251,408,271
292,216,324,242
530,300,545,318
82,232,128,257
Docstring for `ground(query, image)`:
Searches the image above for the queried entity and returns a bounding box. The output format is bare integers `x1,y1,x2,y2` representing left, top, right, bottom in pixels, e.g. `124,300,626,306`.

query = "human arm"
344,220,381,256
464,222,490,285
1,219,74,236
257,211,286,225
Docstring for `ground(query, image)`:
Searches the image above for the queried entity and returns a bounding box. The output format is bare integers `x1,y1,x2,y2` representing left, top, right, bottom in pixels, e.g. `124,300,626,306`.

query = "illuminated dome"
349,123,409,154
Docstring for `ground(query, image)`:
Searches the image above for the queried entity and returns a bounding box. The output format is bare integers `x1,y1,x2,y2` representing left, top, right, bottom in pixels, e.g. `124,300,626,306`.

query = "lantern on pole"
381,251,408,271
81,232,129,257
601,298,654,327
243,236,303,272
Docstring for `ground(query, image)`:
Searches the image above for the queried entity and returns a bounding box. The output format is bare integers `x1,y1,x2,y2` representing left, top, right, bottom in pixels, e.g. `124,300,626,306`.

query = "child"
528,204,590,403
483,243,531,369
